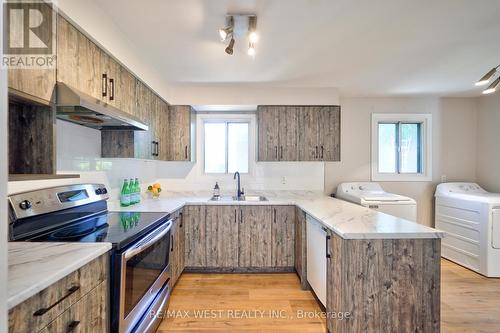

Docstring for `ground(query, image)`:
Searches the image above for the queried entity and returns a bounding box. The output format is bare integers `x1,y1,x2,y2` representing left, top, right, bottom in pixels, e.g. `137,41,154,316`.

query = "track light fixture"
218,14,258,57
475,64,499,94
225,37,235,55
483,77,500,95
219,16,234,42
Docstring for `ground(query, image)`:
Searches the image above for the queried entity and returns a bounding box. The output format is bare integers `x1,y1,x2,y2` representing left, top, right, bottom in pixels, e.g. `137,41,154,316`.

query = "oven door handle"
123,220,172,260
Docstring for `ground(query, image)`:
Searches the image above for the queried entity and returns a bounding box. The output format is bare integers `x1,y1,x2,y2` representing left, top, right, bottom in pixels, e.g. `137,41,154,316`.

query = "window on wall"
204,121,249,174
372,114,432,181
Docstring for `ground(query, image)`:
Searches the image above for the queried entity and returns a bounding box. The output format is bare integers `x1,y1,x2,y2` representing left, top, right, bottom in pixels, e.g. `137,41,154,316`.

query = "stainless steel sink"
209,195,268,202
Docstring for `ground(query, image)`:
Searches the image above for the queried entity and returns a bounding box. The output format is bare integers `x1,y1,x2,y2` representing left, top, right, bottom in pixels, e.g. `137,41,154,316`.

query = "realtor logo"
2,0,56,68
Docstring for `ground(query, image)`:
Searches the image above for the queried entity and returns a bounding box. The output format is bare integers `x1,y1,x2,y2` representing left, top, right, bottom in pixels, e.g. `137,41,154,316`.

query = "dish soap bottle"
213,182,220,198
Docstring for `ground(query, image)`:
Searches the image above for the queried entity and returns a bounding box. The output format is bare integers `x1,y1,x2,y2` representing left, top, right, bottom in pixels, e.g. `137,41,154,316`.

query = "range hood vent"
56,82,148,131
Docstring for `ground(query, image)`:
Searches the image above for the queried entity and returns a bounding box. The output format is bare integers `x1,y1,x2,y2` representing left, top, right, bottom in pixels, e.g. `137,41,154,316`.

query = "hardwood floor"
158,260,500,333
441,259,500,333
157,273,326,333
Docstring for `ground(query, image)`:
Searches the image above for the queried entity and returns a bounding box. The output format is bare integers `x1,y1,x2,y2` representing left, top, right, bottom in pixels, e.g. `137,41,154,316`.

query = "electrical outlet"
281,176,286,185
441,175,447,182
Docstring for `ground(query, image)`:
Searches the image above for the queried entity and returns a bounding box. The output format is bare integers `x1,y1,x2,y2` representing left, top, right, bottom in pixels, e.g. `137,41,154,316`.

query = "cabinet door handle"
171,234,174,252
326,234,331,259
66,320,80,333
280,146,283,160
109,78,114,101
234,209,237,224
179,212,183,227
33,285,80,316
315,146,318,159
102,74,107,97
273,208,277,223
184,146,188,159
240,209,243,223
151,141,156,156
157,141,160,157
321,145,324,159
275,146,278,159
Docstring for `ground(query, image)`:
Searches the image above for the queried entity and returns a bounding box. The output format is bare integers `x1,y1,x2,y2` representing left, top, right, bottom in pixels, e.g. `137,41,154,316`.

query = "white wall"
0,1,8,328
476,93,500,192
325,97,478,227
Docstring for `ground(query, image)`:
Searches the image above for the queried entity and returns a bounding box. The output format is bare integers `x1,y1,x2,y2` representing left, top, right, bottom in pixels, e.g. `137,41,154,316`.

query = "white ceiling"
94,0,500,97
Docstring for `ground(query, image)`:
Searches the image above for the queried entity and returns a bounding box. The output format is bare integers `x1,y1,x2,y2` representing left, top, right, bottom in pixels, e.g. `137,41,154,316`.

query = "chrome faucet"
233,172,244,199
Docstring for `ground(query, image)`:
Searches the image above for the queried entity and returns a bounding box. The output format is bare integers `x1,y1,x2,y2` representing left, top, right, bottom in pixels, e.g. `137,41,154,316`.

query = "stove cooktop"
27,211,170,250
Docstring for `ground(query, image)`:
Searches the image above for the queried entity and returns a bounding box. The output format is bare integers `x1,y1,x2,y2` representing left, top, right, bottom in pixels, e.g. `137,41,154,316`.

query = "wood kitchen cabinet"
184,205,207,267
9,254,109,333
298,106,341,161
8,2,56,104
169,105,195,161
271,206,295,267
238,206,273,268
206,206,239,267
326,232,440,333
183,205,295,271
294,207,308,289
170,209,185,287
257,106,299,161
58,15,138,117
57,15,105,102
258,105,340,161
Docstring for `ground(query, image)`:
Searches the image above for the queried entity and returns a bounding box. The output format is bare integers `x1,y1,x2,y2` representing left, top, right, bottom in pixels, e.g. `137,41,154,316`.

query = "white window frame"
201,114,253,175
371,113,432,182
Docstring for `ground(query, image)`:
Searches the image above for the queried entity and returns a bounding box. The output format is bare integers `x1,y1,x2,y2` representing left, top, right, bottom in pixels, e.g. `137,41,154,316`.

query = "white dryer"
335,182,417,222
435,182,500,277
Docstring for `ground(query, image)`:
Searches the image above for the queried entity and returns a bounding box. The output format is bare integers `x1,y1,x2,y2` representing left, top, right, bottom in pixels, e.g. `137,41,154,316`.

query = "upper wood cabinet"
57,15,104,101
258,105,340,161
8,2,56,104
57,15,137,118
169,105,195,161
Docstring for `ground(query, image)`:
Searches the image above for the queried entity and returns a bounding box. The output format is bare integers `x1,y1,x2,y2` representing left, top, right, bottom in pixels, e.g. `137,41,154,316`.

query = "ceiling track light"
475,65,499,86
482,76,500,95
218,14,258,57
225,37,235,55
219,16,234,42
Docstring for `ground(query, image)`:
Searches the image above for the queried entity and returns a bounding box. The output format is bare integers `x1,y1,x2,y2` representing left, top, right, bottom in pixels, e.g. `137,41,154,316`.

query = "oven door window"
123,231,170,317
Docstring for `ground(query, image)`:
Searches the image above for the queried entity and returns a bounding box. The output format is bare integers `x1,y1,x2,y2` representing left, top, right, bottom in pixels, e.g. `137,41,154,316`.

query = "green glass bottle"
129,178,135,205
120,179,130,207
134,178,141,204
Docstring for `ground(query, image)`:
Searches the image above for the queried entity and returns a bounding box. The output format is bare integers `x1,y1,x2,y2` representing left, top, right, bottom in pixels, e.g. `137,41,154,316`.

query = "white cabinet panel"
306,215,327,306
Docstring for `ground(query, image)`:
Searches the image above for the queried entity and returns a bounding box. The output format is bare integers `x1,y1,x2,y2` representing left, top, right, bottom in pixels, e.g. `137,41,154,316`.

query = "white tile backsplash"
9,119,325,199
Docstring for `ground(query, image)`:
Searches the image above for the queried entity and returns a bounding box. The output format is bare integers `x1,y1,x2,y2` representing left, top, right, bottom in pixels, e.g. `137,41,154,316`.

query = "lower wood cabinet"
9,254,109,333
326,232,440,333
294,207,308,289
184,205,207,267
38,281,108,333
206,206,239,267
238,206,273,268
183,205,295,271
170,208,185,287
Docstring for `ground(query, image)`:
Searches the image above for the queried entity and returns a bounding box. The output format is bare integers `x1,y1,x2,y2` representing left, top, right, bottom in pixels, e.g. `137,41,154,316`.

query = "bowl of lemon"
147,183,162,199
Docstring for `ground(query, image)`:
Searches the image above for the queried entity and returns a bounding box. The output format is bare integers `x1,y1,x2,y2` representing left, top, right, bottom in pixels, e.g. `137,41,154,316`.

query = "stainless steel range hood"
56,82,148,131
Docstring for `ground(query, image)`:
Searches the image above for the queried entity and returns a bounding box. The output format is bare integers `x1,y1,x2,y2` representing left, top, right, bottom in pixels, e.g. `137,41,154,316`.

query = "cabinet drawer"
9,254,108,333
39,281,108,333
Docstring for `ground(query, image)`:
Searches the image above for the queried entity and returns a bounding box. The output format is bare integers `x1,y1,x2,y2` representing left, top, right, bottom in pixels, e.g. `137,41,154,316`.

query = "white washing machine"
435,182,500,277
335,182,417,222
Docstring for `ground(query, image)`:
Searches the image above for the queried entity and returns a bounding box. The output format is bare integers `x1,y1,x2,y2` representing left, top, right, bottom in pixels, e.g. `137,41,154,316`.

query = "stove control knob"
101,187,108,194
19,200,32,210
95,188,103,195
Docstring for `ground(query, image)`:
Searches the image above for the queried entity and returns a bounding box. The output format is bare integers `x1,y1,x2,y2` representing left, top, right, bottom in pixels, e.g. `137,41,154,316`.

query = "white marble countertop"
8,242,112,309
108,191,444,240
